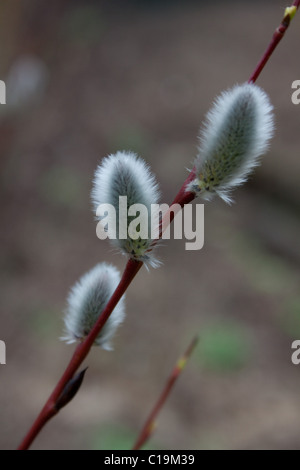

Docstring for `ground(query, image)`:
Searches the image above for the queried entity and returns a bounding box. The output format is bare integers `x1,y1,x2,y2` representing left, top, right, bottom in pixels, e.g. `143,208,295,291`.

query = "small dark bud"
55,368,88,411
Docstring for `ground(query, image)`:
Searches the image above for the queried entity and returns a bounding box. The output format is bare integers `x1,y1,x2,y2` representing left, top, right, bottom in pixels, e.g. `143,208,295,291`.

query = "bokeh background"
0,0,300,450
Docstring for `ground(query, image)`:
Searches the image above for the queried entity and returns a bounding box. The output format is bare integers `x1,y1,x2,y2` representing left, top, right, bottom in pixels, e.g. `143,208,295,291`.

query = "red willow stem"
18,3,299,451
248,2,300,84
18,258,143,450
18,179,196,451
133,336,199,451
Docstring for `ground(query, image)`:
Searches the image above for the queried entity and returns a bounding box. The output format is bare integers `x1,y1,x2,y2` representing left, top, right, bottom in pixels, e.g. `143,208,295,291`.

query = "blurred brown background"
0,0,300,450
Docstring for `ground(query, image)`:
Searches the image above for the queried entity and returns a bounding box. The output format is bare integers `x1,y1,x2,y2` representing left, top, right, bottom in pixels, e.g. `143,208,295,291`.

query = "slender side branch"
249,2,299,84
133,336,199,451
18,2,300,450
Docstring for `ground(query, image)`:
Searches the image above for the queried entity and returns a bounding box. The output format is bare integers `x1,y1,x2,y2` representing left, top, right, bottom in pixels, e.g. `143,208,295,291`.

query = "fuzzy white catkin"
62,263,125,350
188,83,274,203
91,151,160,266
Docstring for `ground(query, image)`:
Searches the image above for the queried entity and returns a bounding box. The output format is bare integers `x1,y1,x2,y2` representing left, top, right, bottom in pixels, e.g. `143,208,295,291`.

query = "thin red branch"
132,336,199,450
249,2,299,84
18,178,195,451
17,3,300,450
18,258,143,450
